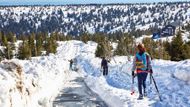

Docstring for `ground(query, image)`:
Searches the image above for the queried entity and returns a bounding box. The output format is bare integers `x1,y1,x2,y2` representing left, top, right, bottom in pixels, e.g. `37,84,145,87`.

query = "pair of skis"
131,73,162,101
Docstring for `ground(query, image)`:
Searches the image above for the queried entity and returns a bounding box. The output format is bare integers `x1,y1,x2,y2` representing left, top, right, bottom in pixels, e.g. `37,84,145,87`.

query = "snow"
173,60,190,84
0,40,190,107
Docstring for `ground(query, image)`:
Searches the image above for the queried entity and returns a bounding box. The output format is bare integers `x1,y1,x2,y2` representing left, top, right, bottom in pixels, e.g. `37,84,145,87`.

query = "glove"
149,69,153,74
132,71,135,77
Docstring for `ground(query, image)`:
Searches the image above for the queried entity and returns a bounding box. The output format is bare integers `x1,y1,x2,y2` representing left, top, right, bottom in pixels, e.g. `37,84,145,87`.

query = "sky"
0,0,188,5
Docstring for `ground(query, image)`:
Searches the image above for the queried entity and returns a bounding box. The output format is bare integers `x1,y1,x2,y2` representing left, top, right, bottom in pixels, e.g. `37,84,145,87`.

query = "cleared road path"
53,71,107,107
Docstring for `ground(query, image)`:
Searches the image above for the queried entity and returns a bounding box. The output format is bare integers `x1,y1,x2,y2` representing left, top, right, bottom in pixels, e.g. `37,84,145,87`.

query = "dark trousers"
137,73,148,95
103,67,108,76
70,64,72,70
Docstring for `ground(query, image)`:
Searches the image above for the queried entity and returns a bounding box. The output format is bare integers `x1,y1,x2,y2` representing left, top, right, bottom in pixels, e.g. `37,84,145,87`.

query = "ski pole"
150,73,152,84
131,75,135,95
151,74,162,101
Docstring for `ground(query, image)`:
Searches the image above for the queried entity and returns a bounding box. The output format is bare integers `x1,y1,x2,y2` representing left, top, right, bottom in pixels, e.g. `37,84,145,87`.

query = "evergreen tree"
52,32,58,41
95,42,105,57
45,38,52,55
18,39,31,60
59,34,68,41
156,40,165,59
0,31,3,45
54,32,61,41
51,38,57,54
162,41,171,60
103,39,113,58
142,38,153,54
80,33,90,43
114,37,126,56
181,43,190,59
4,43,13,59
25,40,32,59
164,41,171,53
44,33,49,53
95,37,112,58
91,33,106,44
0,32,15,59
45,33,57,55
170,32,184,61
142,37,170,60
50,33,57,54
114,34,135,58
0,49,3,61
7,32,16,43
28,33,37,56
36,33,43,56
2,34,8,46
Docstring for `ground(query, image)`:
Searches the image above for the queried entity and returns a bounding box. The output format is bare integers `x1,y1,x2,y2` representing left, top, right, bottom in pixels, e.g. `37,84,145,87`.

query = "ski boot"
144,90,147,97
137,94,143,100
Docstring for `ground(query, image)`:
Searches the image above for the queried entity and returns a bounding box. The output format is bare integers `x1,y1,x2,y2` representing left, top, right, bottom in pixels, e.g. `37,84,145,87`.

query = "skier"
131,43,153,100
69,59,73,70
101,57,108,76
72,58,78,71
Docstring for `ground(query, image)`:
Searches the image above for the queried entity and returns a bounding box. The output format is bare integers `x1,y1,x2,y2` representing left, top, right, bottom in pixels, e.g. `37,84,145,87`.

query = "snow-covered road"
1,40,190,107
53,71,107,107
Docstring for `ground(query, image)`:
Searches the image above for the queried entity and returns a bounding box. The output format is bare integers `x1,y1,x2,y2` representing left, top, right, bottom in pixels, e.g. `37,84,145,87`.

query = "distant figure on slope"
101,57,108,76
131,43,153,100
69,59,73,70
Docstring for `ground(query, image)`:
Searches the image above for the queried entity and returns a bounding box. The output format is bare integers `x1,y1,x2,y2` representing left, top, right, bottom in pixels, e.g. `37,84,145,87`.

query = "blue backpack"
135,52,149,71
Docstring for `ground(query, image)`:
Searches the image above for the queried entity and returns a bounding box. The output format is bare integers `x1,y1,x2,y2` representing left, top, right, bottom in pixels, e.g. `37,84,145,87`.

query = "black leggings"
103,67,108,76
137,73,148,95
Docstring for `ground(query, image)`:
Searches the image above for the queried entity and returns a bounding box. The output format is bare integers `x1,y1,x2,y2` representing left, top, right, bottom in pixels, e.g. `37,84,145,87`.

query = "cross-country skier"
69,59,73,70
101,57,108,76
131,43,153,100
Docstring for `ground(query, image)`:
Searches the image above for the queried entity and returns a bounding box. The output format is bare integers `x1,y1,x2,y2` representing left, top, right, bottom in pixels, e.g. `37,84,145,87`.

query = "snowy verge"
173,60,190,84
0,45,70,107
85,75,125,107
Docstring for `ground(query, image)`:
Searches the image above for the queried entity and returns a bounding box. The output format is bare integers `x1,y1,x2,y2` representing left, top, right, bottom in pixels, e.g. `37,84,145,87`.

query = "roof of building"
169,20,180,27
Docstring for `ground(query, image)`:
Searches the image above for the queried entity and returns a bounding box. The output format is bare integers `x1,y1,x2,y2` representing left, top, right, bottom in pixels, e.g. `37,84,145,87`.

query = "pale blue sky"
0,0,188,5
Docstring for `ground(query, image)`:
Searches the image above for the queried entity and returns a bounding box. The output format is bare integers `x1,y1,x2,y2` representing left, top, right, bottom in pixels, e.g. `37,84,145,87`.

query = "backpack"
135,52,149,71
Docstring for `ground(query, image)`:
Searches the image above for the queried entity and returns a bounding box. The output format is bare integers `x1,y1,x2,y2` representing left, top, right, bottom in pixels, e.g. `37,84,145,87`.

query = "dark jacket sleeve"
101,60,103,67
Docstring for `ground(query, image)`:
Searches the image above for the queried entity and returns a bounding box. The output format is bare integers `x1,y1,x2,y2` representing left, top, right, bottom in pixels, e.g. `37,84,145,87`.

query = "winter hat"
137,43,145,53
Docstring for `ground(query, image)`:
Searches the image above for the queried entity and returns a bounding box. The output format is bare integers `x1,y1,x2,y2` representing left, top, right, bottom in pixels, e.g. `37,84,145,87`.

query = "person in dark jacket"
69,59,73,70
101,57,108,76
131,43,153,100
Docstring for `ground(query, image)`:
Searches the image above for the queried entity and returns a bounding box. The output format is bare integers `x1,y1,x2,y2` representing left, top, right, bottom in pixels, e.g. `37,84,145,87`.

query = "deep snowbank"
0,46,70,107
151,59,190,84
173,60,190,84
